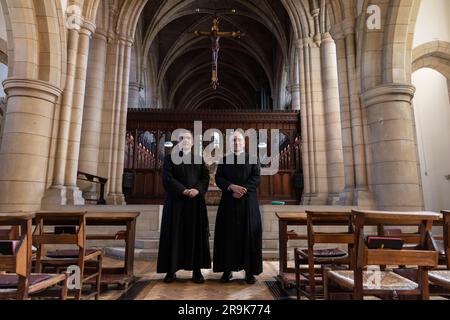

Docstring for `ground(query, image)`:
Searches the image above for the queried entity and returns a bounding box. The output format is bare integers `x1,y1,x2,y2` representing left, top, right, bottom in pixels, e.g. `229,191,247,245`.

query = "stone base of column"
302,193,329,205
106,193,127,205
327,193,341,205
353,188,375,209
338,188,354,206
41,186,86,206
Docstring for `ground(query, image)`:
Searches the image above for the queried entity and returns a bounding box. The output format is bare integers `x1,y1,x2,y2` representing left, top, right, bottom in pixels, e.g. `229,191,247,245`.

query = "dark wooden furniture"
77,171,107,205
82,211,139,290
324,210,440,300
0,213,68,300
125,109,302,204
276,212,307,288
33,211,103,300
424,211,450,296
441,211,449,269
295,211,355,300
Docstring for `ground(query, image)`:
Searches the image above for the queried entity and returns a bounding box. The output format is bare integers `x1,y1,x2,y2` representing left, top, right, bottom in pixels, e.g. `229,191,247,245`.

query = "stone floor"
100,258,282,300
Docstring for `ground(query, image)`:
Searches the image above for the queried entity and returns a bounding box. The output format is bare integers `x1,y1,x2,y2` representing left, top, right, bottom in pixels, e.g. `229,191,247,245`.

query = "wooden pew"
77,171,107,205
426,211,450,295
294,210,355,300
0,213,68,300
33,211,103,300
324,210,440,300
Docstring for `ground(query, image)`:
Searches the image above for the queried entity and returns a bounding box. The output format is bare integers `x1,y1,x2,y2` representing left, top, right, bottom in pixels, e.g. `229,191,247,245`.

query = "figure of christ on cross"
194,17,241,90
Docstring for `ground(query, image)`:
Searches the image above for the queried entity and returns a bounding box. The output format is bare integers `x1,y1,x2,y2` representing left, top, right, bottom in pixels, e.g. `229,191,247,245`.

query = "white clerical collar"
181,149,192,155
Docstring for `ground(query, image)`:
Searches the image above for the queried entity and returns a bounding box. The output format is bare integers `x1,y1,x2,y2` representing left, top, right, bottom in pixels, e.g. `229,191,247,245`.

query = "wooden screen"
124,109,302,204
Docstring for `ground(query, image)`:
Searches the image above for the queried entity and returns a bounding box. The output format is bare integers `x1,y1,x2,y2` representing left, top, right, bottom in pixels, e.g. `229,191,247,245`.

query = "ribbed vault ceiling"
139,0,292,110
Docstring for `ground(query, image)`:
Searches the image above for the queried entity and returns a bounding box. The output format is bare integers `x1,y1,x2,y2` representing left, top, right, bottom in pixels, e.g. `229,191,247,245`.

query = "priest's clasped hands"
182,189,200,198
229,184,247,199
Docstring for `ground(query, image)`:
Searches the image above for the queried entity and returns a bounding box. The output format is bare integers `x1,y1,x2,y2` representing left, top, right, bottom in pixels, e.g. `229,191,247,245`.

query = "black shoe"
245,273,256,285
163,273,176,283
220,272,232,283
192,270,205,284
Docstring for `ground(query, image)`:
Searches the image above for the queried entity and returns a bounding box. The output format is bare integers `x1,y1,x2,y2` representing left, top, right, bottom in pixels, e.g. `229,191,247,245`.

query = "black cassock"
157,153,211,273
213,153,263,275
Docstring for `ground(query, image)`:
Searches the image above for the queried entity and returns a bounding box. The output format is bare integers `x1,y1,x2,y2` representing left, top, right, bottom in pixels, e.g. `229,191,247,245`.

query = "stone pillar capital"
118,36,134,47
289,84,301,93
321,32,334,43
80,20,96,36
302,37,314,48
361,83,416,107
3,78,62,103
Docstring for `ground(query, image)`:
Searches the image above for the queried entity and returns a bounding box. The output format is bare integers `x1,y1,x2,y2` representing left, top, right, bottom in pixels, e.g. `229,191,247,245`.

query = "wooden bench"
425,211,450,296
324,210,440,300
77,171,107,205
294,210,355,300
0,213,68,300
33,211,103,300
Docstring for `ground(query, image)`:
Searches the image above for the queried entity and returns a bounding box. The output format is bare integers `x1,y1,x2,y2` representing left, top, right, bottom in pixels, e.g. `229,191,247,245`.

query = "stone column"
114,40,132,201
48,27,80,193
0,79,62,211
290,46,301,111
321,32,345,204
361,84,423,211
330,25,356,205
307,39,329,204
100,37,133,205
343,23,373,206
43,18,96,206
128,82,140,109
78,31,108,176
64,22,96,205
297,39,311,204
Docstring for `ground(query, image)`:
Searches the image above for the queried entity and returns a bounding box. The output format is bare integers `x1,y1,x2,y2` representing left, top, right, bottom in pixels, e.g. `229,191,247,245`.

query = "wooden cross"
194,17,241,90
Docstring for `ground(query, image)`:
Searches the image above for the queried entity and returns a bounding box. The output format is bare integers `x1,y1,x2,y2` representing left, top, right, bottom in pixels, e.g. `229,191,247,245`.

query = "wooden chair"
0,212,68,300
324,210,440,300
33,211,103,300
294,211,355,300
425,211,450,296
441,211,449,269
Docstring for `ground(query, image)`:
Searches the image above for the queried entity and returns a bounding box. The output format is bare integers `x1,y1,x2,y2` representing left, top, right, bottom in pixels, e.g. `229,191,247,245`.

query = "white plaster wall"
412,68,450,212
412,0,450,211
413,0,450,47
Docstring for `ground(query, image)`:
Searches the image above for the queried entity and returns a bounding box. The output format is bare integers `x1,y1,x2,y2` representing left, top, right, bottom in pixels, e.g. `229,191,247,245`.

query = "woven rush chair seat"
297,248,348,262
327,270,419,291
429,271,450,289
0,274,51,289
46,249,101,259
0,273,67,295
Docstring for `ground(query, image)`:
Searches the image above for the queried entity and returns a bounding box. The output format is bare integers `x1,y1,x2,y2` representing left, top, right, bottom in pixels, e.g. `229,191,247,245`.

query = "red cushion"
0,274,52,289
46,249,99,258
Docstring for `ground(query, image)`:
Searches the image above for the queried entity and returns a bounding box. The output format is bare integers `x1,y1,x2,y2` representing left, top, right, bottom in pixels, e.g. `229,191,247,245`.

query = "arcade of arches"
0,0,449,214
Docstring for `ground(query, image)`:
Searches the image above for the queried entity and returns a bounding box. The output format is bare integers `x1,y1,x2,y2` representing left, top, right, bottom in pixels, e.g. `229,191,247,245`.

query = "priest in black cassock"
157,130,211,284
213,131,263,284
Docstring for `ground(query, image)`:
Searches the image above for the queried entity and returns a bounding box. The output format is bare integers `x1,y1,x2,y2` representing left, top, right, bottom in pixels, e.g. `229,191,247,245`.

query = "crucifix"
194,17,241,90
